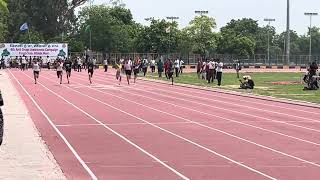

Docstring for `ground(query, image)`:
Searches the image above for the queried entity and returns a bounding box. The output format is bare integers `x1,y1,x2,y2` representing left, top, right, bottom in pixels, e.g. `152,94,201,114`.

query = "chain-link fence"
69,52,319,66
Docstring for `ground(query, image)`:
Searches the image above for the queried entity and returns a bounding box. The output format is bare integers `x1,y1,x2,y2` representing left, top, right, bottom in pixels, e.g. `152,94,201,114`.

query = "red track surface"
7,68,320,180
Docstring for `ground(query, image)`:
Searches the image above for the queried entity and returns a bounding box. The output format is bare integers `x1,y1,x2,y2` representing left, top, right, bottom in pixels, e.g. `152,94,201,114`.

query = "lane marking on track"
8,70,98,180
56,121,193,127
57,73,320,168
66,73,320,147
95,72,320,115
22,72,190,180
39,73,277,180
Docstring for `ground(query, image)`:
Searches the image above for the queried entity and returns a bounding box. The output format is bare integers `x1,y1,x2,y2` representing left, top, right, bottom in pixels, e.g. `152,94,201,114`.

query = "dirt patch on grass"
269,81,302,85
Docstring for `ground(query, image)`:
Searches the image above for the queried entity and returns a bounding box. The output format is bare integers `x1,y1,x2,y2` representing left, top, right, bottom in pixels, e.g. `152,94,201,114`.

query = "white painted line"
56,121,193,127
138,85,320,123
93,72,320,115
9,70,98,180
39,74,276,180
61,73,320,168
127,85,320,133
22,72,190,180
78,81,320,169
69,73,320,147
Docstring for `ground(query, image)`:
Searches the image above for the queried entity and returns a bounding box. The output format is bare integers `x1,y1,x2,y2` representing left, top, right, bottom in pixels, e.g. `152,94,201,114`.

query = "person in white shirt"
207,59,216,83
150,59,156,73
124,58,133,85
120,58,125,72
56,60,64,84
216,59,224,86
92,57,97,69
77,57,82,72
201,60,207,80
179,59,184,74
142,58,148,77
33,60,41,84
174,58,180,77
103,58,108,72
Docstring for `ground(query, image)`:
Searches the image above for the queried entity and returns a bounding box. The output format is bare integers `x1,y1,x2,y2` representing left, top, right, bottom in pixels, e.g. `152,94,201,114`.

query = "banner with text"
0,43,68,57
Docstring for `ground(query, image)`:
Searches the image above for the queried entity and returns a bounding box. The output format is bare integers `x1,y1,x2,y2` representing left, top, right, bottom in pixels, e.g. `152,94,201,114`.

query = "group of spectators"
197,58,224,86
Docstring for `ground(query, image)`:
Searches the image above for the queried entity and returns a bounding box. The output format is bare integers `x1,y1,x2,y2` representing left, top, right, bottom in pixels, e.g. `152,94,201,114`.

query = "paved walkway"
0,70,66,180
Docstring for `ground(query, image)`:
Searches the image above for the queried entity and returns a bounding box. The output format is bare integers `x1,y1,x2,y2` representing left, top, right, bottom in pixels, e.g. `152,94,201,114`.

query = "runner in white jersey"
21,56,27,71
124,58,133,85
103,58,108,72
56,60,64,84
33,60,41,84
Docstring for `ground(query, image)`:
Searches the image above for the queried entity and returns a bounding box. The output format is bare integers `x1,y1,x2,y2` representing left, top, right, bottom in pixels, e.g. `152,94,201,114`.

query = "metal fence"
69,52,319,66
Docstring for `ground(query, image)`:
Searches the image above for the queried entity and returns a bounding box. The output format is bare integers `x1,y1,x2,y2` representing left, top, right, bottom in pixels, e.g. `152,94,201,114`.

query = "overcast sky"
89,0,320,35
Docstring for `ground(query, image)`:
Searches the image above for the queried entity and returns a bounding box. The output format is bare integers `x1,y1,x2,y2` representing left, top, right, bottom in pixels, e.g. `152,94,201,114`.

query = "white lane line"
121,86,320,145
137,84,320,123
60,74,320,169
69,79,320,170
56,121,193,127
77,72,320,123
126,85,320,133
39,74,276,180
92,72,320,115
22,72,190,180
9,70,98,180
68,73,320,147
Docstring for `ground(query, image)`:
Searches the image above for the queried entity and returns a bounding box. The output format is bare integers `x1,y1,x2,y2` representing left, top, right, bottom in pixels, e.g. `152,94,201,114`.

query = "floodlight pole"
264,18,275,65
166,16,179,58
88,0,93,52
304,12,318,63
286,0,290,65
195,10,209,59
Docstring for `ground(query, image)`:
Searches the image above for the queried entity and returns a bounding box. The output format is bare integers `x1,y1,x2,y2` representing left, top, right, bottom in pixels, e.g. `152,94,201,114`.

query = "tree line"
0,0,318,58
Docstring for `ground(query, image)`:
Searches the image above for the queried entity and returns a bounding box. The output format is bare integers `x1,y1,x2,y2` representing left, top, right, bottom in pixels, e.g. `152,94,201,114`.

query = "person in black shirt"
87,60,94,84
167,59,174,85
64,58,73,84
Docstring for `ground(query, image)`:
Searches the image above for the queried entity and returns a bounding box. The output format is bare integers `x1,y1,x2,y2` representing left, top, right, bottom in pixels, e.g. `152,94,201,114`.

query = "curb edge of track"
138,77,320,109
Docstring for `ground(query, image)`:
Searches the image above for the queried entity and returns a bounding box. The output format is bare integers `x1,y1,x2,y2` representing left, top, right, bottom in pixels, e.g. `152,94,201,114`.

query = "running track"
7,68,320,180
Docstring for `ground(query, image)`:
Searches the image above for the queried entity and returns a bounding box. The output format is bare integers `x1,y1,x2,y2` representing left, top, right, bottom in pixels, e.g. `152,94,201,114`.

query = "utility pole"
304,12,318,63
264,18,275,65
286,0,290,65
88,0,93,52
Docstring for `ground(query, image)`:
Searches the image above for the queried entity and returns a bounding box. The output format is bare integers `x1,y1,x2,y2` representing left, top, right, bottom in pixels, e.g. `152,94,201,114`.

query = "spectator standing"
216,59,224,86
150,59,156,73
174,58,180,77
157,59,164,78
103,58,108,72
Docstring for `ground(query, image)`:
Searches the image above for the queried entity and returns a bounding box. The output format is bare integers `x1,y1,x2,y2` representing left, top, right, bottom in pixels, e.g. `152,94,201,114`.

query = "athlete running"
33,60,41,84
133,58,140,83
124,58,133,85
87,60,94,84
56,60,63,84
115,62,122,85
64,58,72,84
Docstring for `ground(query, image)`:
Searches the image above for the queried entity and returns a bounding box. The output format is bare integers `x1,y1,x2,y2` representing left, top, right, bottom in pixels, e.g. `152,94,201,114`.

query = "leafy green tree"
275,30,302,55
255,25,276,54
217,18,259,57
183,15,218,56
78,5,137,52
6,0,87,42
0,0,8,13
18,30,44,43
134,19,179,53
